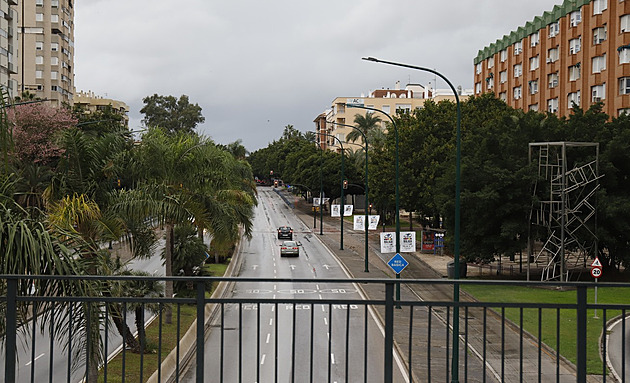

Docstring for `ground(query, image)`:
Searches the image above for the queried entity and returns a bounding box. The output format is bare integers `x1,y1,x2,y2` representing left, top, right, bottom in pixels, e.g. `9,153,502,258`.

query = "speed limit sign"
591,267,602,278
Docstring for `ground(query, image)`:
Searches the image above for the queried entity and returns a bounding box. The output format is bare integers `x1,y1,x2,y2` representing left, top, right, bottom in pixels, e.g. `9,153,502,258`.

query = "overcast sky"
74,0,560,152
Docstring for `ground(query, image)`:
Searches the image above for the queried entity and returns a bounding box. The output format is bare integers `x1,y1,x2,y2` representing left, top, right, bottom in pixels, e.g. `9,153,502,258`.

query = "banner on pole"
353,215,365,231
331,204,340,217
368,215,380,230
344,205,353,216
380,231,417,253
380,232,396,253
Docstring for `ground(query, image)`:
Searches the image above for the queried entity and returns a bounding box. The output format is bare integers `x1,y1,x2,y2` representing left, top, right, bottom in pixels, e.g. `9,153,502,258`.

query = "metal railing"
1,275,629,382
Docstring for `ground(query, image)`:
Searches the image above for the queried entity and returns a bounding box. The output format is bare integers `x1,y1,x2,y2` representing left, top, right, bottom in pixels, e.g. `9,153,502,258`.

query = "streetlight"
345,104,401,296
331,121,370,272
290,183,316,229
362,56,462,383
311,131,346,250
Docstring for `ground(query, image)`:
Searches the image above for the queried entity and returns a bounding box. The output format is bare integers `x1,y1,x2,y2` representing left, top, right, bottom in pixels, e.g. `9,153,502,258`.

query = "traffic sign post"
388,253,408,309
591,257,602,318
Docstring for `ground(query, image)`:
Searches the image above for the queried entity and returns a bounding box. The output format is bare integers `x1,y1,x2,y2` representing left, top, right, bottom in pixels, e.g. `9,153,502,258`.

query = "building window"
619,77,630,94
36,56,43,65
35,70,43,79
592,83,606,101
475,82,482,94
514,41,523,55
36,13,43,22
51,43,58,52
548,72,559,88
619,46,630,63
548,98,559,113
592,54,607,73
475,63,482,75
531,31,540,47
570,37,582,54
487,57,494,69
51,71,58,80
568,91,581,107
51,14,59,23
51,56,58,65
500,49,508,62
36,0,43,5
51,0,59,7
500,70,507,83
529,104,539,112
570,10,582,27
530,56,539,71
514,64,522,77
36,41,43,50
547,47,559,63
529,80,539,95
622,15,630,32
549,22,560,38
513,86,522,100
487,77,494,90
569,64,581,81
618,108,630,116
382,105,390,114
499,92,507,102
593,0,607,15
593,26,607,44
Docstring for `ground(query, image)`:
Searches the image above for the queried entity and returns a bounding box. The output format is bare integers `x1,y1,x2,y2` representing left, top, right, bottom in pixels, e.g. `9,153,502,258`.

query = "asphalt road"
183,187,408,382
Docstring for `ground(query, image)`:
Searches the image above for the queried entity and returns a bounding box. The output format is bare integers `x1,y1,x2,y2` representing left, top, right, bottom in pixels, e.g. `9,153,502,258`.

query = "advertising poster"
313,198,320,207
380,232,396,253
421,231,435,252
331,204,340,217
344,205,354,216
368,215,380,230
400,231,417,252
353,216,365,231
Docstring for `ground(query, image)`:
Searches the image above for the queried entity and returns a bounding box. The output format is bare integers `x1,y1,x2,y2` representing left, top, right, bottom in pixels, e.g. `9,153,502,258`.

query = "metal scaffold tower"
528,142,601,281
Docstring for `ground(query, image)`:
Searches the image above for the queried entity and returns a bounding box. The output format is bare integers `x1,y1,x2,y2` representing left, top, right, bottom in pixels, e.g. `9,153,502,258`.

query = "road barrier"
1,275,628,382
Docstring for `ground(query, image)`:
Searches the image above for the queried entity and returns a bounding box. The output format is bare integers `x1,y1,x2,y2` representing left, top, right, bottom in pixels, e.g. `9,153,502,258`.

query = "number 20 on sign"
591,267,602,278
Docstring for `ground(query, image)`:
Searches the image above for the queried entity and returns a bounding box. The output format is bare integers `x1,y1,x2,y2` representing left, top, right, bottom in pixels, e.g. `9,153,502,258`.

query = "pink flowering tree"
8,103,77,165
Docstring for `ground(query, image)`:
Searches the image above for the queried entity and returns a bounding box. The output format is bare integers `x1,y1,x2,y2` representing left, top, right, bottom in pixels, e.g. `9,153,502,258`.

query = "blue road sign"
388,253,409,274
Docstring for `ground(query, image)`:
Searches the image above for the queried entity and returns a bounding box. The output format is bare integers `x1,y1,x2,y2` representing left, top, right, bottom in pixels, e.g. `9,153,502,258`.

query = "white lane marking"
269,318,273,326
331,353,335,365
274,284,277,290
318,294,323,299
266,333,271,344
321,306,326,312
323,264,330,270
25,353,45,366
273,269,276,275
260,354,266,365
323,317,328,326
316,284,320,290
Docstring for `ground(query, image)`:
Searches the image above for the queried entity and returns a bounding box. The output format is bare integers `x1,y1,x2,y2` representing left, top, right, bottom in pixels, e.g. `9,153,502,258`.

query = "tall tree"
140,94,204,135
347,112,381,145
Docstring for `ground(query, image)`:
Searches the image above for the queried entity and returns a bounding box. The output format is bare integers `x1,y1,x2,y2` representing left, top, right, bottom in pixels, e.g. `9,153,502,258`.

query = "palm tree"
347,112,382,146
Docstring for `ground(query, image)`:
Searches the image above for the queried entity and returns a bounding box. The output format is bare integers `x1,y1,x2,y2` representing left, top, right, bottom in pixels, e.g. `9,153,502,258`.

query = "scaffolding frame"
527,142,601,281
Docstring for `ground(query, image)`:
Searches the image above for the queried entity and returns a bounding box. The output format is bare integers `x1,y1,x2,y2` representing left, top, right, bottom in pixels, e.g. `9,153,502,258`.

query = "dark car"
277,226,293,240
280,241,299,257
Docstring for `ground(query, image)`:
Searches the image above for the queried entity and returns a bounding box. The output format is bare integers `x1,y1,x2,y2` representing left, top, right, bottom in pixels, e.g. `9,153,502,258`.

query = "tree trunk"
409,211,413,230
165,223,174,324
135,306,146,353
110,304,140,351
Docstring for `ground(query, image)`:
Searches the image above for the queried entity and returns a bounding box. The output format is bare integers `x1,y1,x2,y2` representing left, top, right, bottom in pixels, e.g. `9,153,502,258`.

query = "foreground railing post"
384,282,394,383
5,278,17,383
196,281,205,382
576,285,587,383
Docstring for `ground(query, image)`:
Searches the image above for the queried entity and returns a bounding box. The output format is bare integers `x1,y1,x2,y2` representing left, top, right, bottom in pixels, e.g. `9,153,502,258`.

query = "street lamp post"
362,56,462,383
290,183,316,229
345,104,401,297
312,132,346,250
331,121,370,272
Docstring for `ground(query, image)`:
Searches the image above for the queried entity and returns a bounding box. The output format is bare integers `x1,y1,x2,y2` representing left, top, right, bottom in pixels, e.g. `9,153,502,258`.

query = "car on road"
280,241,300,257
277,226,293,239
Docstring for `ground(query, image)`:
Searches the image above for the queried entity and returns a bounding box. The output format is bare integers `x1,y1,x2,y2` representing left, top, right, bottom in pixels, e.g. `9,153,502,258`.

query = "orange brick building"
474,0,630,117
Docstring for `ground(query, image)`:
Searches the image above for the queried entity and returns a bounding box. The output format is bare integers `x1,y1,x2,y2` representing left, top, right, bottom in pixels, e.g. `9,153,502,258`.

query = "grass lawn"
462,284,630,374
98,262,229,382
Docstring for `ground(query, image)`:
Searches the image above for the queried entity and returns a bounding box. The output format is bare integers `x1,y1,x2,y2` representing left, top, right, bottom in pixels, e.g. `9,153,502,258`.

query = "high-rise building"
0,0,18,95
474,0,630,118
14,0,74,105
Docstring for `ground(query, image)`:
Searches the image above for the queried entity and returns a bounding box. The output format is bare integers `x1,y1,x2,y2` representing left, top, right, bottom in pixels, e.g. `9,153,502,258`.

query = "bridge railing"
1,275,628,382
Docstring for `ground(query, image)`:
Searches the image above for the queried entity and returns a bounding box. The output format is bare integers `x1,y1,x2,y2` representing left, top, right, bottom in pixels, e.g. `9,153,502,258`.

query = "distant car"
280,241,299,257
277,226,293,240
